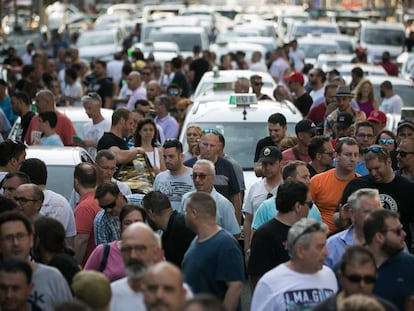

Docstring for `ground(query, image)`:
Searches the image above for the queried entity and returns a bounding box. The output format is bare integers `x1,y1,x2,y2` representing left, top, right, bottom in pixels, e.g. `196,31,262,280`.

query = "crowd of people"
0,24,413,311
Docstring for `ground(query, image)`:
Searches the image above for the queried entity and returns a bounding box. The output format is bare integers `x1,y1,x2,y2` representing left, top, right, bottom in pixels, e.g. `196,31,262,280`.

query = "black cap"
295,119,316,134
258,146,282,163
335,112,354,128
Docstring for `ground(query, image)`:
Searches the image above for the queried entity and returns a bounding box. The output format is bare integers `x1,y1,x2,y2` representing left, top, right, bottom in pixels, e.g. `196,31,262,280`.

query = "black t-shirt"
49,252,80,291
247,218,290,277
189,58,211,92
184,156,241,199
97,132,128,151
294,92,313,116
254,136,277,162
162,211,196,267
86,76,114,106
171,71,190,98
340,174,414,247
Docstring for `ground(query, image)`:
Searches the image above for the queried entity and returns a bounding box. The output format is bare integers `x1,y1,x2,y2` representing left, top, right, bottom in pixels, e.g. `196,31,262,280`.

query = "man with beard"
85,60,114,109
143,262,187,311
110,222,164,310
363,209,414,310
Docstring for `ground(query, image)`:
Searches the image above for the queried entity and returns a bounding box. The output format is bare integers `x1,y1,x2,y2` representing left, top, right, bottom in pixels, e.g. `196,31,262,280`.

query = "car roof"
26,146,93,166
56,106,113,122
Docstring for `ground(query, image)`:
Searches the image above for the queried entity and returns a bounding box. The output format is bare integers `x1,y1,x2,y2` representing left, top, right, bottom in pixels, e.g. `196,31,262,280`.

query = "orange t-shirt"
310,168,358,233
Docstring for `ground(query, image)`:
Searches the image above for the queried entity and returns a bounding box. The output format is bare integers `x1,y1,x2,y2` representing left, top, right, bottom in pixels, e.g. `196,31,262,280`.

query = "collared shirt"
126,86,147,111
324,225,355,268
154,114,179,139
93,209,121,245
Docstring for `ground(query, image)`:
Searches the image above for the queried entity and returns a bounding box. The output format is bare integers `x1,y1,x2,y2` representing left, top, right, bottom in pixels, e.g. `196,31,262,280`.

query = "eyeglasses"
100,201,117,210
382,226,404,236
344,274,376,284
1,232,29,243
191,173,212,180
253,82,264,86
379,138,394,145
291,222,322,246
396,150,414,158
202,129,220,135
168,90,179,96
301,201,313,208
14,197,39,203
356,133,374,139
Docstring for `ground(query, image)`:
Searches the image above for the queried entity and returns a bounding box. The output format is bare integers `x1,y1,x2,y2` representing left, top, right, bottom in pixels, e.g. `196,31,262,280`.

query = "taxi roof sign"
229,94,257,106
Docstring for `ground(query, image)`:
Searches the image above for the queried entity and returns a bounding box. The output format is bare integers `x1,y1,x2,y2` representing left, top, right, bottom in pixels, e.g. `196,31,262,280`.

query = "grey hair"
287,218,329,257
347,188,380,211
194,159,216,176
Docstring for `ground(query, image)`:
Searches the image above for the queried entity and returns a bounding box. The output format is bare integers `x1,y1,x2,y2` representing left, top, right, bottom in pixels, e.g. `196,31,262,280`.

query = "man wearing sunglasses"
396,137,414,182
363,209,414,310
339,145,414,250
250,75,271,100
314,245,398,311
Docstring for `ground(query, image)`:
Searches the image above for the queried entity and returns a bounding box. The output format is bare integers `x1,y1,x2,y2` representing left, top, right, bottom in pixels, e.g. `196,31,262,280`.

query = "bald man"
24,90,76,145
14,183,43,225
126,71,147,111
143,262,187,311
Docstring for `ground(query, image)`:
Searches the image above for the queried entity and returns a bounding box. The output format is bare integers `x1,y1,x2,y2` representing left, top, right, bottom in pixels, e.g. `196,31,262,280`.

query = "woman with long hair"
183,124,202,161
354,79,379,117
375,129,398,170
84,204,147,282
134,118,165,175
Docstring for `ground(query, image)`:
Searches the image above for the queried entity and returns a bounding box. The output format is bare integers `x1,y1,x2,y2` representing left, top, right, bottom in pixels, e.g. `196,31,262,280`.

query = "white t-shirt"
81,119,111,160
269,58,291,82
289,48,305,72
110,277,146,311
310,87,325,104
380,94,403,114
251,263,338,311
249,62,268,72
242,178,279,216
63,81,83,106
42,190,76,238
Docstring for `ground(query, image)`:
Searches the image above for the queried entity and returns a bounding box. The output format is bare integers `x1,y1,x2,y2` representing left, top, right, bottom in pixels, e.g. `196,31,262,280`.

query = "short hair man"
37,111,63,146
248,182,311,289
0,139,26,183
325,188,382,268
243,146,283,253
180,159,240,236
354,121,376,175
10,92,35,142
397,120,414,143
284,71,313,116
273,85,290,102
314,245,398,311
310,137,359,233
143,262,187,311
233,77,249,94
1,172,30,200
24,90,76,145
94,182,127,245
182,192,244,311
126,71,147,111
254,113,287,177
340,145,414,249
251,218,337,311
153,139,194,211
363,209,414,310
379,80,403,114
307,136,334,177
0,259,39,311
110,222,164,310
97,108,145,166
73,162,100,266
396,137,414,181
308,67,326,103
252,160,322,231
143,191,195,267
367,110,387,135
0,212,72,310
14,183,43,224
86,60,114,109
154,95,179,139
78,93,111,160
281,119,316,166
19,158,76,247
184,132,242,223
250,74,271,100
307,83,338,126
146,80,161,103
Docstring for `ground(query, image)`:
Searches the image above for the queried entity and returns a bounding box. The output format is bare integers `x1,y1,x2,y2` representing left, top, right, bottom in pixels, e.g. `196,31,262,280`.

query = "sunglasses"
191,173,211,180
100,201,116,210
344,274,376,284
363,146,385,154
168,90,179,96
253,82,264,86
379,138,394,145
396,150,414,158
202,129,220,135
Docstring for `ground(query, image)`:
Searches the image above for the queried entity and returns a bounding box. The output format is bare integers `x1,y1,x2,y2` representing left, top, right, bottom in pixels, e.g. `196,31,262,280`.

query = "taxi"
179,94,302,192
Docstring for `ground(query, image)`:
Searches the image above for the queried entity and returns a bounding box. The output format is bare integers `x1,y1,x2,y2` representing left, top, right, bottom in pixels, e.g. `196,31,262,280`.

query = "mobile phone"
72,135,83,141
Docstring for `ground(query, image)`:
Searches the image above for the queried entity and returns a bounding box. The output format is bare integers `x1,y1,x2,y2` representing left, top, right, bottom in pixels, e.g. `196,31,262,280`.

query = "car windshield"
150,32,202,51
295,25,338,36
77,32,115,47
364,29,405,46
185,122,295,169
300,43,340,59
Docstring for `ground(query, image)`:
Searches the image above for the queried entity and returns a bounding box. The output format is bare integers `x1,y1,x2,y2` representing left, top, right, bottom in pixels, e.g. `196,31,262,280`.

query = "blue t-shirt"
182,229,244,304
39,134,64,146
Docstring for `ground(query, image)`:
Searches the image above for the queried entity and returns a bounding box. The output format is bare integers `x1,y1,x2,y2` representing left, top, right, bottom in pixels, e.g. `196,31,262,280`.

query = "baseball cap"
295,119,316,134
367,110,387,124
335,112,354,128
258,146,282,163
284,72,304,84
397,120,414,132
